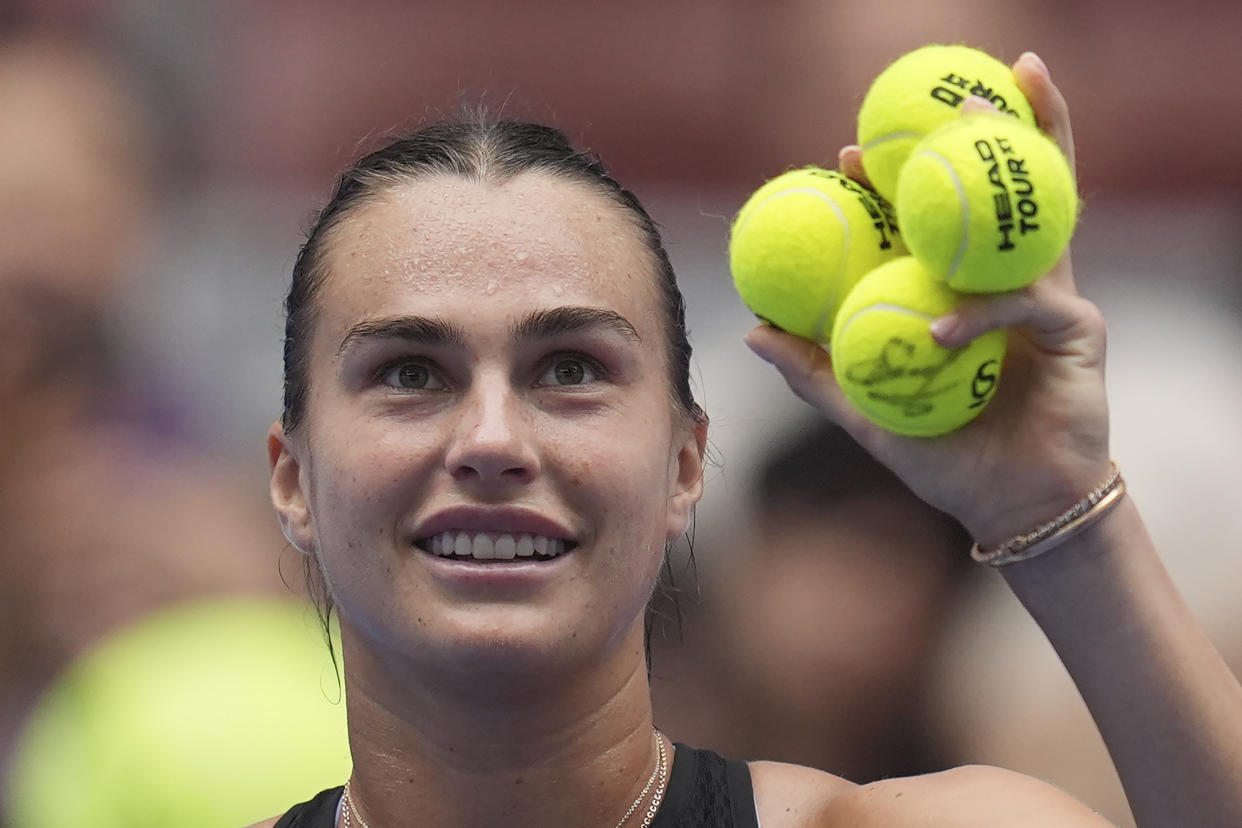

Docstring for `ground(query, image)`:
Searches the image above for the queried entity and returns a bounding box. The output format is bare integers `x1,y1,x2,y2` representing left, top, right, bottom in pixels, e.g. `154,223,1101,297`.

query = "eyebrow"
510,306,641,343
337,306,640,355
337,316,468,355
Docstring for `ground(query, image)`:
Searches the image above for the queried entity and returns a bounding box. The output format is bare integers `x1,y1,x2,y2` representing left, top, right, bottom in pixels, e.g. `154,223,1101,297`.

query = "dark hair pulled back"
281,114,704,436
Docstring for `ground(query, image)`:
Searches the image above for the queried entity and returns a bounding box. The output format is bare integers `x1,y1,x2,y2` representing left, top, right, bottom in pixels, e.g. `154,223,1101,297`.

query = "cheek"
570,419,678,558
306,426,434,540
570,400,669,479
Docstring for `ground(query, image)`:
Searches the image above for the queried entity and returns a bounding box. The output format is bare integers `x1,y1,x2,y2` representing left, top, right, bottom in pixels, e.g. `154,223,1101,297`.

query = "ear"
267,421,316,555
666,418,708,541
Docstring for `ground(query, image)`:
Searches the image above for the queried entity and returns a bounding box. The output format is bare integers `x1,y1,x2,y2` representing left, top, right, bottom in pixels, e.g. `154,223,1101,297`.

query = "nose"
445,374,540,486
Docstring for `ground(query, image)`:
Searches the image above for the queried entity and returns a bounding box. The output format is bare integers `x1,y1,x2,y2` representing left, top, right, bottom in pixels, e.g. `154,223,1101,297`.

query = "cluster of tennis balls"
730,44,1078,436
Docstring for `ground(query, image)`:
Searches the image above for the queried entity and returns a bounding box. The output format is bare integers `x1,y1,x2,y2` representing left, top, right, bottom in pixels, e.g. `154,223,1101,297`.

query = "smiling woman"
262,117,721,827
255,59,1242,828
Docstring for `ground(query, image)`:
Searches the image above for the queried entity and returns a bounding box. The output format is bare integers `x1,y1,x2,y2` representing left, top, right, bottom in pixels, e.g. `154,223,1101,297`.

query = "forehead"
316,172,663,334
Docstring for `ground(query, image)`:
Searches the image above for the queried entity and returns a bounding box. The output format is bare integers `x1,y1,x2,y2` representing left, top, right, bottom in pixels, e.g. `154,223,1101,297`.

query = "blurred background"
2,1,1240,826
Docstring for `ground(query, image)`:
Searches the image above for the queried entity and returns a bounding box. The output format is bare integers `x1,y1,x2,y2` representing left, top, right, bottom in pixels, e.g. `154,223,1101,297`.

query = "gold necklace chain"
340,729,668,828
342,779,369,828
617,729,668,828
612,729,667,828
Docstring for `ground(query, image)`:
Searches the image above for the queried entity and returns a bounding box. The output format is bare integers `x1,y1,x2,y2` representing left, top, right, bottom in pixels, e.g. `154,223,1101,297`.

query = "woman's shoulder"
749,762,1113,827
747,759,855,826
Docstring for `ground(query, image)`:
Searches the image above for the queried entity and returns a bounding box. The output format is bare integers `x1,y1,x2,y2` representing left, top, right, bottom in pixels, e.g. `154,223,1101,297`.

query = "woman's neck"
338,623,664,827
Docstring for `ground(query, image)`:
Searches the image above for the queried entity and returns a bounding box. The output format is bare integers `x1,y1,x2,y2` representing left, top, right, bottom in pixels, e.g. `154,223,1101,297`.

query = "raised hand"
744,53,1112,548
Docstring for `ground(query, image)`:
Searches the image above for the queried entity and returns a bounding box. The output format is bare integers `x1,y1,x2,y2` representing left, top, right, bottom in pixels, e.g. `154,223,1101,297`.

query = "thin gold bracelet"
971,462,1125,567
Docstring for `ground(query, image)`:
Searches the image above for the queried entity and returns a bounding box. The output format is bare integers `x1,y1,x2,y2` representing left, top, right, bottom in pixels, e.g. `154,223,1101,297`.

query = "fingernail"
742,329,772,360
929,315,958,343
962,95,997,114
1022,51,1050,79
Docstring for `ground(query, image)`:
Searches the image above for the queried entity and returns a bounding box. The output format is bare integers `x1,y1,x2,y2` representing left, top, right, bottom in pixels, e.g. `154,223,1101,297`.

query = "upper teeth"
426,532,567,560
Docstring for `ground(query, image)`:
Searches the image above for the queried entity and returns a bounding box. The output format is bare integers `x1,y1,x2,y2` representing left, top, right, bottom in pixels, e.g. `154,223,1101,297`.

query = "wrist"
970,461,1124,567
966,457,1115,550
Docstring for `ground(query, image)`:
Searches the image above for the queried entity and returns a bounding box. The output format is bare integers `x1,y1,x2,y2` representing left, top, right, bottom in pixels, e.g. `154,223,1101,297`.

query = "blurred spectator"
0,30,299,809
652,420,981,783
0,34,151,303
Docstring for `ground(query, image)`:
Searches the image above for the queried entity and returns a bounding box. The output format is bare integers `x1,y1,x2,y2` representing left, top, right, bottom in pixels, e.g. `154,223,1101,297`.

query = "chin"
398,603,634,693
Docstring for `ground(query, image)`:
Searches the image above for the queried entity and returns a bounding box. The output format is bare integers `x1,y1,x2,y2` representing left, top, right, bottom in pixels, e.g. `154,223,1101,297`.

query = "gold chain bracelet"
971,462,1125,567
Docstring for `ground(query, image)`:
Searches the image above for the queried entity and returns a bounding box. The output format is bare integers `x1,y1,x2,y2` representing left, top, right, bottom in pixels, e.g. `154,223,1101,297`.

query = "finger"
1043,248,1078,295
961,95,999,116
1012,52,1079,294
1012,51,1076,171
930,278,1105,358
837,144,872,190
743,325,869,429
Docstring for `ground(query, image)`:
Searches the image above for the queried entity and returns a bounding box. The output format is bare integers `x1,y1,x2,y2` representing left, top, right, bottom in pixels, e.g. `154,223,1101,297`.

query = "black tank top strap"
651,744,760,828
271,748,760,828
272,785,342,828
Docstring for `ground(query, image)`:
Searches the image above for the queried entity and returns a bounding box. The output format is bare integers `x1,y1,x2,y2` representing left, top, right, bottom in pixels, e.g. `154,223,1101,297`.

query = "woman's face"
269,172,705,683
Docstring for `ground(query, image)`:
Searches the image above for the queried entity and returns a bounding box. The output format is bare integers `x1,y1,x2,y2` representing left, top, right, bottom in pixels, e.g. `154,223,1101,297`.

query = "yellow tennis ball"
897,112,1078,293
4,597,351,828
858,44,1036,203
830,256,1005,437
729,166,904,344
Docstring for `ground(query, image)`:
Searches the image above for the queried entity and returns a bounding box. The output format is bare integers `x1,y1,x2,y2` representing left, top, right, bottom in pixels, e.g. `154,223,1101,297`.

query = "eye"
378,360,446,391
537,354,603,387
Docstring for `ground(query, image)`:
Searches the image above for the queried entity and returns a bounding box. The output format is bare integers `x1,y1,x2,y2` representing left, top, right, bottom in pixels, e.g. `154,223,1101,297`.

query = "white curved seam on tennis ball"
733,186,833,236
812,191,850,341
921,149,969,279
836,302,936,340
862,130,921,151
